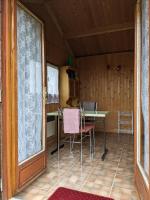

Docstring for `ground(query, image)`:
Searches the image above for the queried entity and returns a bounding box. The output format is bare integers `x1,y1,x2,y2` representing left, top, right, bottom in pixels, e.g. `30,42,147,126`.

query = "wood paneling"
21,0,136,57
48,0,135,34
69,30,134,57
23,0,44,3
77,52,134,133
47,0,136,57
18,153,46,188
65,22,134,40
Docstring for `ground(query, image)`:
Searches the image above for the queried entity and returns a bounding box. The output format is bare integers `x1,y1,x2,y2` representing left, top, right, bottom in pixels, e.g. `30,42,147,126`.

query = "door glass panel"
138,0,149,179
17,5,44,163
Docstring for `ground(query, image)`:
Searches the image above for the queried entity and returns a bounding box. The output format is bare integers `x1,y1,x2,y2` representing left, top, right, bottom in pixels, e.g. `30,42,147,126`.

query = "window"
47,63,59,103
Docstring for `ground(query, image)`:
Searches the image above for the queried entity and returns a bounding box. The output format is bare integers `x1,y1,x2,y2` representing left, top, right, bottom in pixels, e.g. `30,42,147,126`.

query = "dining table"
47,110,109,160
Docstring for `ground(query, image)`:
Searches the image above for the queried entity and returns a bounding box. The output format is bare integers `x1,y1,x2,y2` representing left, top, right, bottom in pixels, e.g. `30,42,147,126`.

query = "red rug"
48,187,114,200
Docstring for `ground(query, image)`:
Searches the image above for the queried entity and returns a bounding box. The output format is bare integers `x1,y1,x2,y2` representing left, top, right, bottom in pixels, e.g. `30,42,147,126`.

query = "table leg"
51,115,64,156
101,118,108,160
50,144,64,155
57,114,60,160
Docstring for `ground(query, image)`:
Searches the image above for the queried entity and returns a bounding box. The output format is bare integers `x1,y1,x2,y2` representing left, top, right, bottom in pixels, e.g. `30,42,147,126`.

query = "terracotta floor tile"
86,173,114,187
14,133,139,200
92,166,116,177
81,183,110,197
113,174,136,190
110,186,139,200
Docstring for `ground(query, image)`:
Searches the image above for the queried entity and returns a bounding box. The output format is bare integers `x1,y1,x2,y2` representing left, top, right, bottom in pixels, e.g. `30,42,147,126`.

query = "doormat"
48,187,114,200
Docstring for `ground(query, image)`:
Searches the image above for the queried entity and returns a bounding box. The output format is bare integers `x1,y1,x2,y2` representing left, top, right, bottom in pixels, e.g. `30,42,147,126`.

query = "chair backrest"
81,101,97,111
63,108,80,134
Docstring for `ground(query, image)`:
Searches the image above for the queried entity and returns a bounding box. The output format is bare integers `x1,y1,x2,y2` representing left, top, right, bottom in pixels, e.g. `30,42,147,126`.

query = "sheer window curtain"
17,5,43,163
141,0,149,177
47,64,59,104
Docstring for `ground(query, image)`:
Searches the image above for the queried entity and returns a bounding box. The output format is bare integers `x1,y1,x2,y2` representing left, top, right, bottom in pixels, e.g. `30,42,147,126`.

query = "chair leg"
93,128,95,155
70,135,72,154
90,130,92,159
81,132,83,164
71,134,76,150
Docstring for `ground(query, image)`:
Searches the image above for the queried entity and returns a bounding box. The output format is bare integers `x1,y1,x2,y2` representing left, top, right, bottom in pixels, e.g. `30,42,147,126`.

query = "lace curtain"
17,5,43,163
141,0,149,177
47,63,59,103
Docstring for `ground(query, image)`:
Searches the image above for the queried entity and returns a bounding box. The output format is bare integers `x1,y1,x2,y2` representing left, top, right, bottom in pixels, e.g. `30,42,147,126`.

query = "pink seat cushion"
80,124,95,133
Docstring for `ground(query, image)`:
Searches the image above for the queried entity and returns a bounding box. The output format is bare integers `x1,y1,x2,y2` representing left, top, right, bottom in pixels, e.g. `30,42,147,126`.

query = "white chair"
118,111,133,135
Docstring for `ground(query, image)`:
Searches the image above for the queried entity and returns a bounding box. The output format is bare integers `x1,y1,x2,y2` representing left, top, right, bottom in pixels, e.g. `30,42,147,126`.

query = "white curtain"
47,63,59,103
17,5,43,163
141,0,149,177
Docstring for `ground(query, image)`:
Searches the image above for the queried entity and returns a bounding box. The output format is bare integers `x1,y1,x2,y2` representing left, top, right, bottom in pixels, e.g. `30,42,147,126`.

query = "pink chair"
62,108,95,163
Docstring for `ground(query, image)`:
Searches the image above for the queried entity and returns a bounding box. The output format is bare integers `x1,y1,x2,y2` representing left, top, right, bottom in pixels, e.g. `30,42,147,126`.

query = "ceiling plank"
65,22,134,40
43,2,74,56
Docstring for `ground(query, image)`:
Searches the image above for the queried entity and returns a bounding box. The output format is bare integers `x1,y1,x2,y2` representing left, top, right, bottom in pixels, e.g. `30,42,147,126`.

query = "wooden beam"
22,0,44,4
76,49,134,58
65,22,134,40
43,2,74,56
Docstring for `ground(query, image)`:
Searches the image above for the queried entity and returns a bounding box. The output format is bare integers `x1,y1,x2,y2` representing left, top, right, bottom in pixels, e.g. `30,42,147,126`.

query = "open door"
16,2,47,189
2,0,47,198
134,0,150,199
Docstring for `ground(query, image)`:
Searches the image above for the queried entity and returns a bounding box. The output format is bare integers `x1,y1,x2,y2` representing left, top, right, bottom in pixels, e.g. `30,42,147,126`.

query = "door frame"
2,0,17,199
134,0,150,199
2,0,47,199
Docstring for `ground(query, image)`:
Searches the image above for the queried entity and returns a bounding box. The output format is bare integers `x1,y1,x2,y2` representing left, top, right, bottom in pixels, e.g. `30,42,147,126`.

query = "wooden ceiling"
21,0,136,58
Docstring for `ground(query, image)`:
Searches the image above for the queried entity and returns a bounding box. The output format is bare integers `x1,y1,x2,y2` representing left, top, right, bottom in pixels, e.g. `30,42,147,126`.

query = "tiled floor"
14,133,139,200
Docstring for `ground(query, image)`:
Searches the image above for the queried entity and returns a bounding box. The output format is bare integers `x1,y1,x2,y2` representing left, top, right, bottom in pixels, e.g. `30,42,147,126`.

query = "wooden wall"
42,5,70,144
45,17,69,66
43,6,71,113
77,52,134,133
